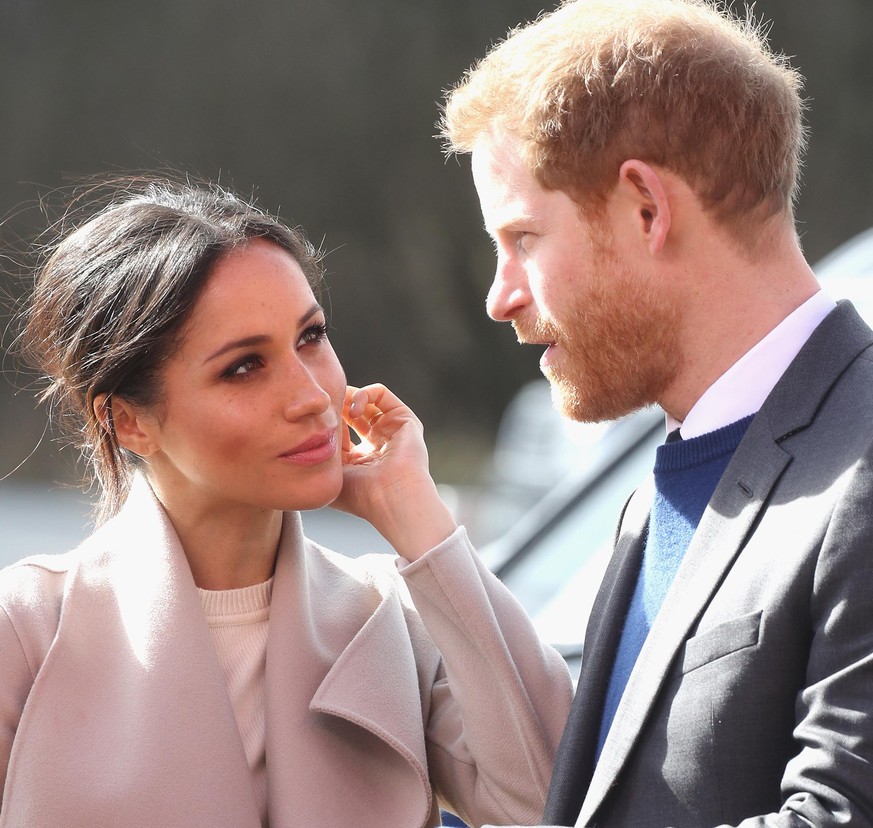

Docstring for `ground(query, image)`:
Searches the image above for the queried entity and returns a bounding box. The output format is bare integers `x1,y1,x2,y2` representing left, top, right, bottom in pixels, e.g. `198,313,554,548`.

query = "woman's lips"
279,430,338,466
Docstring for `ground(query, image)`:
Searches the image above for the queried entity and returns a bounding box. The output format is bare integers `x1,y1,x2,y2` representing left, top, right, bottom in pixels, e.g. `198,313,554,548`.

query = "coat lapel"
264,517,436,828
4,476,260,827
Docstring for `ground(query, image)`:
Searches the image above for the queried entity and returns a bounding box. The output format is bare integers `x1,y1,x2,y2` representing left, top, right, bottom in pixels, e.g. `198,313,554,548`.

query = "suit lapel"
577,301,873,825
579,418,790,824
543,480,651,825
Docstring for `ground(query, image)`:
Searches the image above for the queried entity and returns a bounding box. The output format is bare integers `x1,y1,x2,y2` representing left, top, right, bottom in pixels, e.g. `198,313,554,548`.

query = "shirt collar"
666,290,836,439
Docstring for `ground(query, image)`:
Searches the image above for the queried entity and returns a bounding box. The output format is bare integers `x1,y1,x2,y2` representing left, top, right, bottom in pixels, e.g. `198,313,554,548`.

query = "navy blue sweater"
596,415,754,756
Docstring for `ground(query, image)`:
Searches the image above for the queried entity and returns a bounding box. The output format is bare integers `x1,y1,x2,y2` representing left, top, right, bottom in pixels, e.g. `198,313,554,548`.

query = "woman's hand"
333,383,457,561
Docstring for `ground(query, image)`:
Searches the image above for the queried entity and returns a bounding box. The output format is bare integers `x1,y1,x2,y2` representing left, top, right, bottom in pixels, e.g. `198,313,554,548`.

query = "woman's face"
133,239,346,517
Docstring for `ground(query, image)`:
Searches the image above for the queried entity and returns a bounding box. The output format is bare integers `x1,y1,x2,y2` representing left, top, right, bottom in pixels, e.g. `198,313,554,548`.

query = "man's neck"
664,291,835,438
660,230,820,423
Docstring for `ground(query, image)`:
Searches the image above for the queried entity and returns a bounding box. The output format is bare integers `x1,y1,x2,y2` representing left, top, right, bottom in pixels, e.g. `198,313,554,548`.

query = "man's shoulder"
800,300,873,380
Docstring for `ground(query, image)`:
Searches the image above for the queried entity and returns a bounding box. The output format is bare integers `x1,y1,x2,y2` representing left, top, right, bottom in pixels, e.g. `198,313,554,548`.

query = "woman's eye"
222,354,263,379
299,322,329,347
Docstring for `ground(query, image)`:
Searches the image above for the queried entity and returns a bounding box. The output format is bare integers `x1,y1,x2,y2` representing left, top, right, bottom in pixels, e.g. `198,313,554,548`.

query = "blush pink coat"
0,476,572,827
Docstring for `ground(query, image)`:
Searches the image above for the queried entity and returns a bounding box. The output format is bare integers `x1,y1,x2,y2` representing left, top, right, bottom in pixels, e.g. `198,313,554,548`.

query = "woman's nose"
282,362,332,421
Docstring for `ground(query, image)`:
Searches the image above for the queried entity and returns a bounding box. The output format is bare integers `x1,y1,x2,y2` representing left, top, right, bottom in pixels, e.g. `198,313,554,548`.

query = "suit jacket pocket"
682,610,762,674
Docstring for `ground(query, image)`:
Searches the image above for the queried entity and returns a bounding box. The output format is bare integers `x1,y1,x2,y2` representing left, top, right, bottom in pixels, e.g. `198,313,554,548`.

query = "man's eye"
517,232,535,252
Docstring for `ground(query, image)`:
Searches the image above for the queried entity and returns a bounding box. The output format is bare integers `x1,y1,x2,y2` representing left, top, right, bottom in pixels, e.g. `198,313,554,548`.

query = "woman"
0,180,572,827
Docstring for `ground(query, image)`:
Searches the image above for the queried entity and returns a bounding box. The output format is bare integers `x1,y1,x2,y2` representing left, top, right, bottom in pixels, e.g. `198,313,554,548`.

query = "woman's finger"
350,383,410,417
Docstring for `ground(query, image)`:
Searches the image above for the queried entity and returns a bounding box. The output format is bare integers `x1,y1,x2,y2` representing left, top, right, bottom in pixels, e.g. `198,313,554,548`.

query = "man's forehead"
472,131,542,227
471,127,524,179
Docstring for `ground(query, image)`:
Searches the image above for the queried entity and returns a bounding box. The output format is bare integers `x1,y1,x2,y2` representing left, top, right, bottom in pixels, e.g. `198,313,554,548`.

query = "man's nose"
485,261,532,321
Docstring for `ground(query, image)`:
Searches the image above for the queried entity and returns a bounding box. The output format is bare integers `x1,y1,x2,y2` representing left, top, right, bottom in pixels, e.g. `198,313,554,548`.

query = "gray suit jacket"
542,301,873,826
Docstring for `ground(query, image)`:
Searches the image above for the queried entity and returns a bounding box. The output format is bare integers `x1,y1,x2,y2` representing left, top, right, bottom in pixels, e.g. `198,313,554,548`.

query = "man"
442,0,873,825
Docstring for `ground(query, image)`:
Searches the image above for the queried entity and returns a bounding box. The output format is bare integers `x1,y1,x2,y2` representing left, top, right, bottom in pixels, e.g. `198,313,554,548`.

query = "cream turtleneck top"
199,578,273,827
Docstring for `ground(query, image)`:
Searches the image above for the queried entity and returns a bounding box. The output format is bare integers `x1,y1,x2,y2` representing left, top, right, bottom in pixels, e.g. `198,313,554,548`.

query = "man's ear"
93,393,159,457
617,159,671,255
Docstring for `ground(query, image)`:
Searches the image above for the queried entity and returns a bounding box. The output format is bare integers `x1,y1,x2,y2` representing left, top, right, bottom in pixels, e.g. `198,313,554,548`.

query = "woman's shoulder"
0,520,129,673
0,550,76,605
306,539,402,585
0,553,73,673
0,524,113,632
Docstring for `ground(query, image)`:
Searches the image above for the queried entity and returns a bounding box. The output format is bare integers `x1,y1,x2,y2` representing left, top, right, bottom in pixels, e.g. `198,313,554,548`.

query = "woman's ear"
617,159,671,256
93,393,159,457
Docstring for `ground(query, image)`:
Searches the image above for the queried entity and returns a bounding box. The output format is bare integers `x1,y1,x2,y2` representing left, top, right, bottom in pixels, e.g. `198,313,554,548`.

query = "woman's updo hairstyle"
20,177,325,524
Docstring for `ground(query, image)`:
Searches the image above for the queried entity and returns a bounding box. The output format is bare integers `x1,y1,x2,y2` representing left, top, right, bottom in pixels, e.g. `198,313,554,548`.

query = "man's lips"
515,334,558,367
279,429,338,466
513,320,559,369
539,343,558,369
513,320,556,346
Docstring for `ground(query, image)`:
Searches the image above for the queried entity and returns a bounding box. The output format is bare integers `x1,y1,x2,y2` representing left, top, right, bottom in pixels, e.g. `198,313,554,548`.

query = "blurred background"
1,0,872,561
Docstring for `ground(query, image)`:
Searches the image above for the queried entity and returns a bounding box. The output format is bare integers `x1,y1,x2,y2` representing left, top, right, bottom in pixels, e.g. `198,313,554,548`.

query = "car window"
481,409,663,678
498,423,661,648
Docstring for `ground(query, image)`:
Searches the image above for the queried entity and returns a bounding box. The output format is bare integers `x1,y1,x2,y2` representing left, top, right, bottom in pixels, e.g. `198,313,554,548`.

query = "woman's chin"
281,477,345,513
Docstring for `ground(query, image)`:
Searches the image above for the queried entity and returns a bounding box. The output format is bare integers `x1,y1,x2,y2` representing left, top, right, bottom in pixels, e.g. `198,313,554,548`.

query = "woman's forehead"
179,241,315,347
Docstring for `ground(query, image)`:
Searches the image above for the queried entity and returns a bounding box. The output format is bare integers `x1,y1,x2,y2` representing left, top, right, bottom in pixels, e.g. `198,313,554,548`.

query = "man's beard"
515,254,681,423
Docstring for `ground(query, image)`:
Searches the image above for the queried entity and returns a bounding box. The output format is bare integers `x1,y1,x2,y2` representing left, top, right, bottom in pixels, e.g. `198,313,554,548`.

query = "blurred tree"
1,0,871,489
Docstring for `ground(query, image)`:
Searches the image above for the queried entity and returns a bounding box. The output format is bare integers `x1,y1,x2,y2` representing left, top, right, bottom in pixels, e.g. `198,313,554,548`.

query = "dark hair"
20,177,325,523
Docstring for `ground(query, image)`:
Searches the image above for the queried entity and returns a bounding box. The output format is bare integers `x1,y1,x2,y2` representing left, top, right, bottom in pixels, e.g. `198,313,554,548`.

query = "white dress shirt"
667,290,836,439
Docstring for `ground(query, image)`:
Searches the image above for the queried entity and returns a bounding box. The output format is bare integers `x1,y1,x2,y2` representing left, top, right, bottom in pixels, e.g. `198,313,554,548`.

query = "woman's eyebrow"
299,302,323,326
204,335,270,364
203,304,323,364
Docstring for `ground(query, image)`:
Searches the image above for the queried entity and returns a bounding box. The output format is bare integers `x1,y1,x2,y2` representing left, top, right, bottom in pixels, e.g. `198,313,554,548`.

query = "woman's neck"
153,485,284,590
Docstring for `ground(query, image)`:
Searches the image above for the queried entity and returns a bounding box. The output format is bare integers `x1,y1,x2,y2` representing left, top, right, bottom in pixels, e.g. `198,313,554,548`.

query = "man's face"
471,129,681,422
